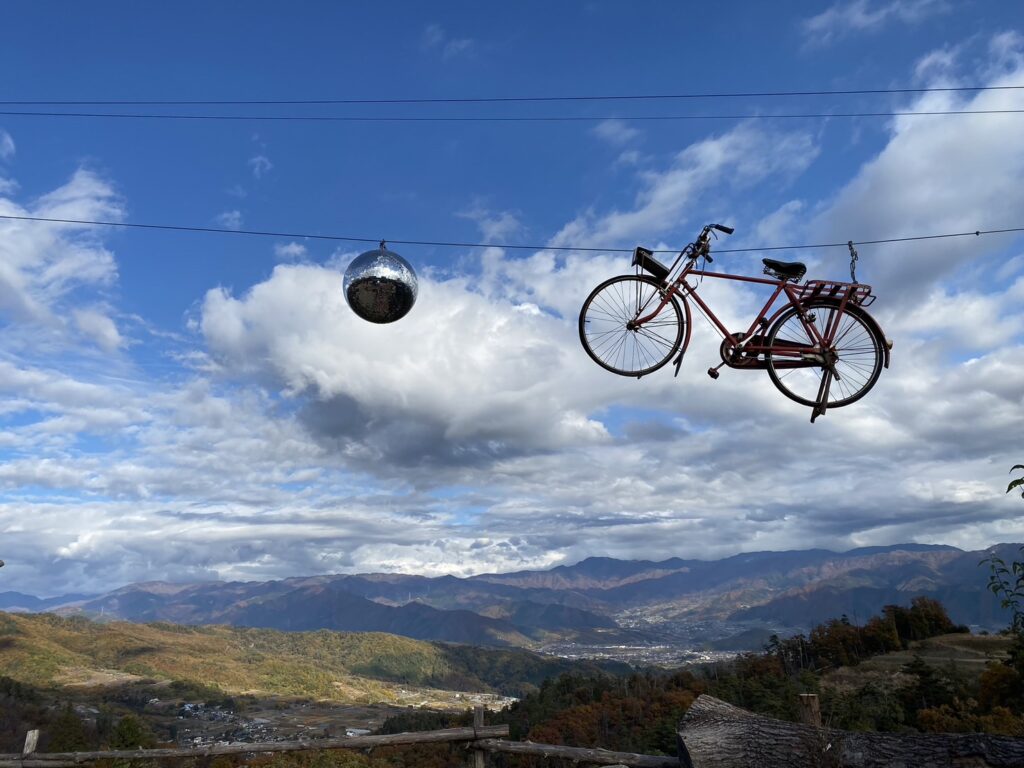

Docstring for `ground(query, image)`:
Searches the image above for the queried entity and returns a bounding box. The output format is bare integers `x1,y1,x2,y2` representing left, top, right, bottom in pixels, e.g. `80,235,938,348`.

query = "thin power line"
0,109,1022,123
1,214,1022,254
1,84,1022,105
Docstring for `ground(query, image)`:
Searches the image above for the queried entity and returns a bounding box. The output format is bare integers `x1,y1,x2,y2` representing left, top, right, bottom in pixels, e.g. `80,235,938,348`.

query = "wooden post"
798,694,821,728
470,706,485,768
22,731,39,757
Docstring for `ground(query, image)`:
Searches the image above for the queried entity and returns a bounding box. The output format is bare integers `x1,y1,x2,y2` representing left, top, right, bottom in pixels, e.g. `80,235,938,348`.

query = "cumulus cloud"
5,34,1024,599
809,33,1024,299
200,264,614,473
802,0,949,45
178,49,1019,602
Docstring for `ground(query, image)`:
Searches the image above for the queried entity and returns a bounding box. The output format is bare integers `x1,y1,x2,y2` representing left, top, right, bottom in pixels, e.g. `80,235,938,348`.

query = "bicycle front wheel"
766,299,883,408
579,275,687,377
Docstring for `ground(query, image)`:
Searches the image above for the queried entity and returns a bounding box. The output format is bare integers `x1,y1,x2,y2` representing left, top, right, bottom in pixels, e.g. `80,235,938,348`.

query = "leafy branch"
1009,464,1024,499
983,547,1024,635
979,465,1024,637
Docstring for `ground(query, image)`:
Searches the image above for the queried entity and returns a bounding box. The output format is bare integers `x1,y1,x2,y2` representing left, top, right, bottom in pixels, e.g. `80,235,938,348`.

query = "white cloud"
550,121,818,249
248,154,273,179
200,264,614,470
274,241,308,261
592,119,641,146
216,210,244,230
802,0,950,45
457,205,523,242
0,129,14,161
0,169,121,328
72,307,124,352
5,33,1024,599
809,34,1024,299
421,23,475,59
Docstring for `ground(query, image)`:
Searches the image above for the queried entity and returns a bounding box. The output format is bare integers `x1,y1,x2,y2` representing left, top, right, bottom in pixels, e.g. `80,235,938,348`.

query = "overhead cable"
1,109,1023,123
1,214,1022,255
1,84,1023,105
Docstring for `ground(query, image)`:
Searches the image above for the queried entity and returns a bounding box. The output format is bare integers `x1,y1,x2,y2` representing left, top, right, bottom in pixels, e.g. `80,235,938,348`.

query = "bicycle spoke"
580,276,685,377
766,300,882,408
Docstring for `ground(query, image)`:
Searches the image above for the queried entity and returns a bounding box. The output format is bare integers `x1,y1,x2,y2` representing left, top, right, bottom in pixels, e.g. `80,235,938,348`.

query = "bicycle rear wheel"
579,275,687,377
765,299,883,408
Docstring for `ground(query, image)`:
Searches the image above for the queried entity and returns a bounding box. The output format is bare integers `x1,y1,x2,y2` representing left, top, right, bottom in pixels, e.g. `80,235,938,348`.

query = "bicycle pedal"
707,367,719,380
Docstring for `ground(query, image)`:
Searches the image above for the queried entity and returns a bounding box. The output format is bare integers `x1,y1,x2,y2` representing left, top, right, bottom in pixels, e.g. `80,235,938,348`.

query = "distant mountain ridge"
0,591,93,612
7,543,1019,647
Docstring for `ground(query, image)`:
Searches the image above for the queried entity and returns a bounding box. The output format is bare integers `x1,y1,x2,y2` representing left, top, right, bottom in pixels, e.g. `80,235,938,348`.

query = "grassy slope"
0,612,456,700
823,632,1013,691
0,612,627,703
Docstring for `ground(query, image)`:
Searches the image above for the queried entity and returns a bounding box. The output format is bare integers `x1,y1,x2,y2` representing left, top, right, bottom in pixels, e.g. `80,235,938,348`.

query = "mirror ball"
343,247,418,324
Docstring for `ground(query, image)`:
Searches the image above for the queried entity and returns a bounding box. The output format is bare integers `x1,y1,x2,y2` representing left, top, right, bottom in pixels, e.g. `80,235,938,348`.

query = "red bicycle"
578,224,891,421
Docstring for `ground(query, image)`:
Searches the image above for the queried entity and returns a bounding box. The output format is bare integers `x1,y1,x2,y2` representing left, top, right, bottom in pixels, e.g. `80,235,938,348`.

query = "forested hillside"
0,612,626,701
379,598,1024,766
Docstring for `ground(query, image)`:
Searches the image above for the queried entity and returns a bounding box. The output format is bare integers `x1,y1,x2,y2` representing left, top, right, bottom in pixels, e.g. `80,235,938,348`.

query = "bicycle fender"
856,308,891,369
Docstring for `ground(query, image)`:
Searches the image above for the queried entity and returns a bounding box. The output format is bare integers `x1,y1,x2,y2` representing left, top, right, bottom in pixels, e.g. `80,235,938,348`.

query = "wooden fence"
12,696,1024,768
1,706,678,768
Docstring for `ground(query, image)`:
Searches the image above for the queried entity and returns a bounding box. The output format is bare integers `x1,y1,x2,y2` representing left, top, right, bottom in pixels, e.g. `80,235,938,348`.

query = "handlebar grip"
712,224,734,235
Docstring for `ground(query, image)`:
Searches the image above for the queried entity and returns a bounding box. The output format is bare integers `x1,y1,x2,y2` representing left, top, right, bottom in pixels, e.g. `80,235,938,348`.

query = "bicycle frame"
580,224,892,423
633,260,848,369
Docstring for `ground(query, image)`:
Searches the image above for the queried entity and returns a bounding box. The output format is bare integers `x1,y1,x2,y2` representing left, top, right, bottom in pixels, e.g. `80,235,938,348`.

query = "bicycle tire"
765,299,884,408
578,274,687,377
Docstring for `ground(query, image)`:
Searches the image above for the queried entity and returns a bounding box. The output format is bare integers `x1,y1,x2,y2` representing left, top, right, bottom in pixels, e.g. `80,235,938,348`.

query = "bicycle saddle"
762,258,807,281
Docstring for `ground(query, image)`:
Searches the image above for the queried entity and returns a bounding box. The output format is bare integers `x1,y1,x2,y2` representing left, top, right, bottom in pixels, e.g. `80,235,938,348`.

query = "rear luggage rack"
632,246,670,283
798,280,875,307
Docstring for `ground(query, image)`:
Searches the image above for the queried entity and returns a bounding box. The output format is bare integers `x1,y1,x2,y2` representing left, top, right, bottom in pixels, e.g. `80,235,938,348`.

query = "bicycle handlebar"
686,223,734,262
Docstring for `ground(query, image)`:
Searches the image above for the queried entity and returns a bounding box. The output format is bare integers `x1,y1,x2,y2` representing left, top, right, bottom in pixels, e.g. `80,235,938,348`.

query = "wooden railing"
1,707,678,768
18,696,1024,768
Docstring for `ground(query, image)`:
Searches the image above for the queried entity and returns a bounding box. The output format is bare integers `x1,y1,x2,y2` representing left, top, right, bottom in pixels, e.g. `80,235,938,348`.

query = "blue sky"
1,0,1024,596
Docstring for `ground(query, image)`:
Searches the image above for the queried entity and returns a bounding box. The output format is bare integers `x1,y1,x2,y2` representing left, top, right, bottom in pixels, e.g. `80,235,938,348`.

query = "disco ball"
343,245,418,324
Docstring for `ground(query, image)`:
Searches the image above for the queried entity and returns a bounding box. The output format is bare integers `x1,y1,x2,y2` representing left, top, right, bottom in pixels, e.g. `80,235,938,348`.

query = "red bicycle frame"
633,260,858,369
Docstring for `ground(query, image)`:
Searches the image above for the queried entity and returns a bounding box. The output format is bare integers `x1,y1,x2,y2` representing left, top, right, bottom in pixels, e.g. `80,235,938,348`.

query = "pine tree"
47,704,91,752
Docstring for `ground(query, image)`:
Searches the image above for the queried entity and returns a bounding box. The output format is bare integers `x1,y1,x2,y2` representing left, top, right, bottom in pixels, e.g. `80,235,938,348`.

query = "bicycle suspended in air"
578,224,892,422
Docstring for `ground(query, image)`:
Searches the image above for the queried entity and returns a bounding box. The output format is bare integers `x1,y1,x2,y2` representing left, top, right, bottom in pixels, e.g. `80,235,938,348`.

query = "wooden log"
0,725,508,763
678,695,1024,768
476,739,678,767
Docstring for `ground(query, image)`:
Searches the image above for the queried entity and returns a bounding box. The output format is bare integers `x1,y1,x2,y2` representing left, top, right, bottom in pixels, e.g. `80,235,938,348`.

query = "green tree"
47,704,92,752
975,464,1024,712
109,714,156,750
984,466,1024,637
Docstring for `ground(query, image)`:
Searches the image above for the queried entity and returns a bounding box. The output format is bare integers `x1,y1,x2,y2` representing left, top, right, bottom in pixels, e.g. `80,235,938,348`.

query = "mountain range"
5,543,1019,650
